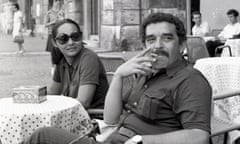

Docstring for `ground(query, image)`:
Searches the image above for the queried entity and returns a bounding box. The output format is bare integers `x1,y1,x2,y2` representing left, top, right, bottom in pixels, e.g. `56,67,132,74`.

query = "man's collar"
165,58,188,78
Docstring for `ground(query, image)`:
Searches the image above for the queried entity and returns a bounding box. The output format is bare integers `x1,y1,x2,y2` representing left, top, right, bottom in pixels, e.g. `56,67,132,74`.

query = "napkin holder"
12,86,47,103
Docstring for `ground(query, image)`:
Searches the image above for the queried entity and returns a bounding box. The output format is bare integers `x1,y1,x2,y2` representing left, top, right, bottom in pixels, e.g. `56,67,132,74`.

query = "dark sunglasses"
55,32,82,45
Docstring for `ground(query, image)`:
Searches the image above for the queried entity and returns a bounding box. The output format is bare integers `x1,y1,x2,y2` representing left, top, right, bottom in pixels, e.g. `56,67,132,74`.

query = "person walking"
45,0,65,75
12,3,24,55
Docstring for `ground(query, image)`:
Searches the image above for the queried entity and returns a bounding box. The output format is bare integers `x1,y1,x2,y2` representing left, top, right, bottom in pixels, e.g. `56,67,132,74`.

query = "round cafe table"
0,96,93,144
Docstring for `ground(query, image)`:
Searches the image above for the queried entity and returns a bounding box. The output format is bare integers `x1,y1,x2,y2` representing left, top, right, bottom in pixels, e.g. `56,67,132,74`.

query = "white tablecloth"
194,57,240,143
222,39,240,57
0,96,93,144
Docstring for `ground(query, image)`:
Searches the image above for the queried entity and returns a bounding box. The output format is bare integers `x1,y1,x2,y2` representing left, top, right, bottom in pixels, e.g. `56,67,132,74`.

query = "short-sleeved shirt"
192,21,211,37
12,10,23,37
121,59,212,135
54,48,109,108
218,22,240,39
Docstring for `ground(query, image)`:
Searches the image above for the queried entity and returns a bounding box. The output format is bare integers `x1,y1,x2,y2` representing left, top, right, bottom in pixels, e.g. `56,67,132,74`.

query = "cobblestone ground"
0,34,47,53
0,55,52,98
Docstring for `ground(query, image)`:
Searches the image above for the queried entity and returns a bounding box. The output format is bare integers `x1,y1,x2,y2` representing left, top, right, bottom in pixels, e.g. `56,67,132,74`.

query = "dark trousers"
23,127,129,144
206,40,224,57
23,127,97,144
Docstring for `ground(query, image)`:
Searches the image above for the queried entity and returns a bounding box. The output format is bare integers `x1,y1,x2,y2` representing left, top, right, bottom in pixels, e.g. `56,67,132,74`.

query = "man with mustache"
24,13,211,144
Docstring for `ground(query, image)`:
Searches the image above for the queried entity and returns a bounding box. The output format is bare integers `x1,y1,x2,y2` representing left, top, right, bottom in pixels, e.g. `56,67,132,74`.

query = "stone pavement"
0,33,48,54
0,33,107,55
0,34,50,98
0,55,52,98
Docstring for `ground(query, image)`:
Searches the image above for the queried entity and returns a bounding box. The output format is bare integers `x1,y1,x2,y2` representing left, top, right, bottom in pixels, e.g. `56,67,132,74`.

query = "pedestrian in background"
12,3,24,55
45,0,65,75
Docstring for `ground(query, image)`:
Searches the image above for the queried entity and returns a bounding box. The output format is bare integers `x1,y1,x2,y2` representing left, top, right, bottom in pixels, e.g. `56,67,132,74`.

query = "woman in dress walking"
12,3,24,55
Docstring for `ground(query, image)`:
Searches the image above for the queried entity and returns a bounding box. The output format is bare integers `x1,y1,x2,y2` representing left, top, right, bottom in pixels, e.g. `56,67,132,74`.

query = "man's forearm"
142,129,209,144
104,74,124,124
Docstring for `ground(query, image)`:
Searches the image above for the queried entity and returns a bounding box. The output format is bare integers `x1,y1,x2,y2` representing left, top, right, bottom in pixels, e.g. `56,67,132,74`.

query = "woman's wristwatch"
131,135,143,144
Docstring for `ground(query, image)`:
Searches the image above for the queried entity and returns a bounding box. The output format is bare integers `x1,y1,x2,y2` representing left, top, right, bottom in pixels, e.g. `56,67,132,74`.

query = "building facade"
100,0,188,51
0,0,190,51
29,0,190,51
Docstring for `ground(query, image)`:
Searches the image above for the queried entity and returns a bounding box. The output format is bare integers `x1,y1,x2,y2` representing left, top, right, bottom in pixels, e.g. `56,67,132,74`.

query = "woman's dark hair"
51,19,82,64
141,12,186,45
13,3,20,10
192,11,202,17
52,18,82,41
227,9,239,17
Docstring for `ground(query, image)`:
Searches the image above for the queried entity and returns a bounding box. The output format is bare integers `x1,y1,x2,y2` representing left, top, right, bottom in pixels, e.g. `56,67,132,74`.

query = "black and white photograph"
0,0,240,144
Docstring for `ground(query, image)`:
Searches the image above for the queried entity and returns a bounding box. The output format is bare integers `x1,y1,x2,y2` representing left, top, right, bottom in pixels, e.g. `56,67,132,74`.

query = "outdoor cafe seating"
194,57,240,144
183,35,240,143
2,35,240,144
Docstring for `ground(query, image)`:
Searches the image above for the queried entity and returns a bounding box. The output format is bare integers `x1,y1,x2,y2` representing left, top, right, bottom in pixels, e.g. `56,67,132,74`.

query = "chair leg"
223,133,228,144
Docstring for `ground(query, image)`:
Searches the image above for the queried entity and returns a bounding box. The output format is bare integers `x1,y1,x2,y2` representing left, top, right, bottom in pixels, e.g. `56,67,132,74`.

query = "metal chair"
88,54,134,119
211,89,240,144
185,36,210,64
98,54,134,92
97,54,126,83
215,45,232,57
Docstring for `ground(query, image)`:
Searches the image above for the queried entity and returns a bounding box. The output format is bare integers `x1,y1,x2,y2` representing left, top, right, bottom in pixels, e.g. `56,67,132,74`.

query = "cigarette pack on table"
12,86,47,103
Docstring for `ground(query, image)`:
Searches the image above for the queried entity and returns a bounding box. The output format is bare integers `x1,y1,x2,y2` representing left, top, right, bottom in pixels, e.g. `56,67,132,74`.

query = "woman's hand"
114,48,156,78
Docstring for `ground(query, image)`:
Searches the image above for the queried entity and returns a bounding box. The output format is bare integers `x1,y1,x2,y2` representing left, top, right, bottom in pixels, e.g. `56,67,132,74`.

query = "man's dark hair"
192,11,202,17
227,9,239,17
141,12,186,45
52,18,82,41
13,3,20,10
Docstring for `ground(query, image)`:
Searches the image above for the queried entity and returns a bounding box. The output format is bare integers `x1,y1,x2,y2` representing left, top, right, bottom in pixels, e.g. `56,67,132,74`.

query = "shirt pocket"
137,89,169,120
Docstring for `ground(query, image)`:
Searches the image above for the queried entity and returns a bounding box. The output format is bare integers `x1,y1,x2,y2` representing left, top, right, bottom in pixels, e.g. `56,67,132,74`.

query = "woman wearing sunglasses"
48,19,109,109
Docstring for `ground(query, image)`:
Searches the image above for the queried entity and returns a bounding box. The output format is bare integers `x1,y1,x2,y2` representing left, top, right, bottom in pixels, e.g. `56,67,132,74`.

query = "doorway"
24,0,33,29
190,0,200,31
90,0,99,35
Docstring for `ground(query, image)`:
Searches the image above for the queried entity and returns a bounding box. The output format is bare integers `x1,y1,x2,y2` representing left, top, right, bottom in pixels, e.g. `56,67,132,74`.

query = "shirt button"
133,102,137,106
144,85,148,88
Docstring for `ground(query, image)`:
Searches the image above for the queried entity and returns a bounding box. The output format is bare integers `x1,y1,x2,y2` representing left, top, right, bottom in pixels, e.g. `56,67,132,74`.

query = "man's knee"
24,127,56,144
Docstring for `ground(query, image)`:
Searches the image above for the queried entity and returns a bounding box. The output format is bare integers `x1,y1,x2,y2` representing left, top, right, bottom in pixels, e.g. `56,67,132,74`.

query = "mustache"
151,49,169,57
